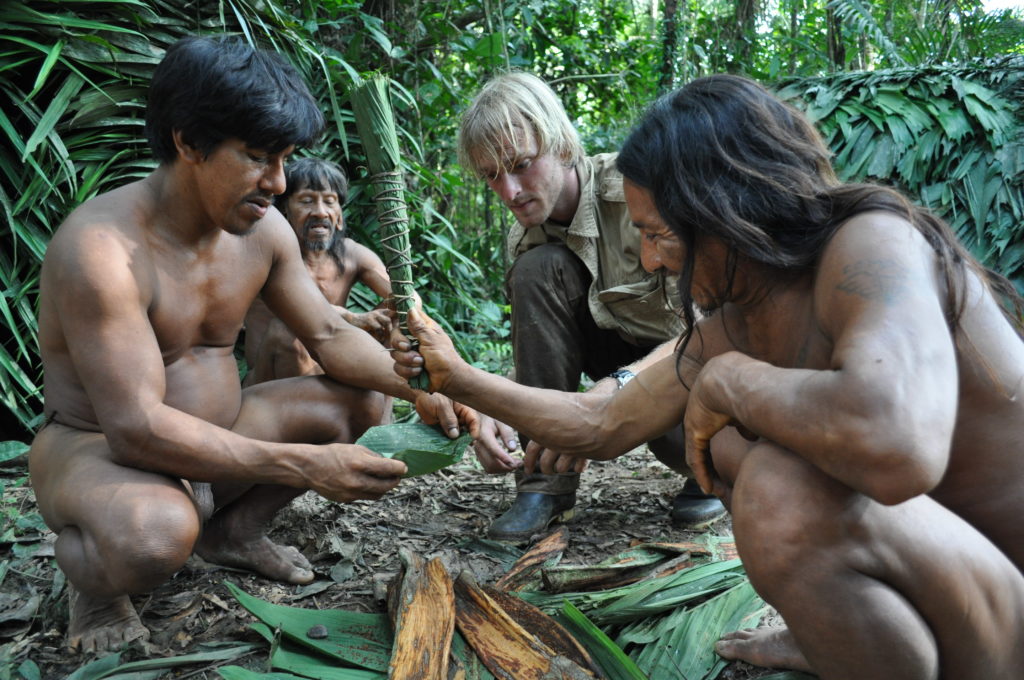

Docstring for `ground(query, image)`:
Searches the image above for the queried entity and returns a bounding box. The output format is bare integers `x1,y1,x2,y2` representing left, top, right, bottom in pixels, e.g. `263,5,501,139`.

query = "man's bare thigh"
734,442,1024,679
236,374,386,444
864,493,1024,678
28,421,197,534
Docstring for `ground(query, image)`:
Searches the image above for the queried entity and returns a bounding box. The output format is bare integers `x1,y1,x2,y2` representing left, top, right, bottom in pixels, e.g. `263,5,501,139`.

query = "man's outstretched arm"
400,307,692,461
261,220,475,438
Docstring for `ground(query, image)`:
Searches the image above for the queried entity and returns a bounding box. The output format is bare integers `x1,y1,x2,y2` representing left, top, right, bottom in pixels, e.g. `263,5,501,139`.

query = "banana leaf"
618,581,765,680
517,559,749,626
63,644,259,680
539,542,693,594
355,423,471,477
249,622,387,680
226,582,392,672
218,668,316,680
554,603,649,680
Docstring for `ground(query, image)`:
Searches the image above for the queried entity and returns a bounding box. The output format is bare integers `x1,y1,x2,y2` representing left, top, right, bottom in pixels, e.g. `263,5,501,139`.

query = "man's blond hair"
458,72,584,177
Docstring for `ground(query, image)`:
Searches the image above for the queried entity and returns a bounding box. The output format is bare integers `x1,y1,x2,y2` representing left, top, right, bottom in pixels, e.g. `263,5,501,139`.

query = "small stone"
306,624,329,639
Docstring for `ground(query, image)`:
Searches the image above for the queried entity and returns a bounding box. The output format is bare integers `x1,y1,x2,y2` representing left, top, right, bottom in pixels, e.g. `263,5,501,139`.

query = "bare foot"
67,585,149,654
194,534,314,584
715,626,814,672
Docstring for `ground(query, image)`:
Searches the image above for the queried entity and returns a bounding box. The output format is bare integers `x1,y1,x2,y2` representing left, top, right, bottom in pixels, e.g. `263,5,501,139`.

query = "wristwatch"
610,368,636,389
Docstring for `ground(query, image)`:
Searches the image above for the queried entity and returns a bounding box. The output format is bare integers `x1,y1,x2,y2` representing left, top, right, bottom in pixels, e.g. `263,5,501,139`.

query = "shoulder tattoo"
835,258,909,304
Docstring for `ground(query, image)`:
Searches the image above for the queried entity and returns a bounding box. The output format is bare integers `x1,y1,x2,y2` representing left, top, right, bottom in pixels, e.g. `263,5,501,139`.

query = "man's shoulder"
586,153,625,204
48,185,148,264
820,210,925,267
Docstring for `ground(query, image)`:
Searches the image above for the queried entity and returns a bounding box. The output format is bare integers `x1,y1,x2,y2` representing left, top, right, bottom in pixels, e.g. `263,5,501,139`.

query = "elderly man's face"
472,132,570,229
286,184,343,252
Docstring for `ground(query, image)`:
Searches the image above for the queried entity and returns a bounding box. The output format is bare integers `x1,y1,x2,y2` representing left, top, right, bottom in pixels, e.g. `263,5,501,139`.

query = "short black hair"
145,35,324,163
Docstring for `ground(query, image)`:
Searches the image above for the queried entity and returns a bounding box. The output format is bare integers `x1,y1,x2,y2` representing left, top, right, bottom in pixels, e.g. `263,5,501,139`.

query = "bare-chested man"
244,157,394,385
28,35,476,655
397,75,1024,679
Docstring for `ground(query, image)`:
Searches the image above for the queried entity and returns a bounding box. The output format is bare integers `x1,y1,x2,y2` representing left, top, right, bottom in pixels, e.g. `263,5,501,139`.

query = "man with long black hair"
400,74,1024,679
28,35,476,654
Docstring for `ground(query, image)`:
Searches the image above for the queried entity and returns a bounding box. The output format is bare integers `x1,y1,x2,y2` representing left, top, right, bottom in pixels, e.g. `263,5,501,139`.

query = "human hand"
397,307,466,392
308,443,406,503
523,440,589,475
414,392,482,441
683,354,745,499
348,309,395,345
472,415,521,473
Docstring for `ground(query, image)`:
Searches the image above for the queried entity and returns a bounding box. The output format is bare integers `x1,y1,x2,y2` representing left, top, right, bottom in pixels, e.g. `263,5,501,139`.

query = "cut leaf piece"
356,423,471,477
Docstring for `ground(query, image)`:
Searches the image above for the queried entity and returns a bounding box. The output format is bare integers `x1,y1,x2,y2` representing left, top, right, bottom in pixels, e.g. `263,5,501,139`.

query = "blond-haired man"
458,72,724,542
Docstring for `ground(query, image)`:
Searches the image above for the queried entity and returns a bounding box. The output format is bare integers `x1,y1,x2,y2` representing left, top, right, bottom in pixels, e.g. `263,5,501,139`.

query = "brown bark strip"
483,586,603,678
388,549,455,680
494,525,569,592
453,571,595,680
541,552,695,593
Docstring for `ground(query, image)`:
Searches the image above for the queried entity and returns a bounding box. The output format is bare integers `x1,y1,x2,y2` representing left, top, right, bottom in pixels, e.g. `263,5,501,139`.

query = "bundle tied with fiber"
351,73,429,391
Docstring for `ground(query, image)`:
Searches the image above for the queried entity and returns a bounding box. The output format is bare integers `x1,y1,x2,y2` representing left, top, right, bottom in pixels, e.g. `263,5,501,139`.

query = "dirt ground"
1,444,781,679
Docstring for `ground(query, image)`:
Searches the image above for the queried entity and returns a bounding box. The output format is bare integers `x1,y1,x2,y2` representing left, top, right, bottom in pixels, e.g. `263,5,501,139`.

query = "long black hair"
278,157,349,270
145,35,324,162
617,74,1023,360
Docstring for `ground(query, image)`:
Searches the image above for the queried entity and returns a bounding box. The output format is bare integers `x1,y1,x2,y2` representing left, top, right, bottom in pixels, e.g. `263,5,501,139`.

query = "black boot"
670,478,727,529
487,492,576,543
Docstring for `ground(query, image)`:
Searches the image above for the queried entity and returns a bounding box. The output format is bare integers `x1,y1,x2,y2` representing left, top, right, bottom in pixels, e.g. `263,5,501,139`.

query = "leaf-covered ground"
1,446,781,679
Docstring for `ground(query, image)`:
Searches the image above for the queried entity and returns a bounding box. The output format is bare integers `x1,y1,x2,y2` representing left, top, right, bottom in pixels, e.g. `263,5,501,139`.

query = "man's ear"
172,129,203,164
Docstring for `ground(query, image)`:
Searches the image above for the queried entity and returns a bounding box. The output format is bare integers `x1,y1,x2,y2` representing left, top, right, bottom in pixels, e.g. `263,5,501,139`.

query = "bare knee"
730,442,862,598
345,388,388,439
58,492,199,595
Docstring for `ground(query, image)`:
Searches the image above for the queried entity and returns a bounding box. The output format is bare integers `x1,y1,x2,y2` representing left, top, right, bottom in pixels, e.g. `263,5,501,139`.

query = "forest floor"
1,442,785,680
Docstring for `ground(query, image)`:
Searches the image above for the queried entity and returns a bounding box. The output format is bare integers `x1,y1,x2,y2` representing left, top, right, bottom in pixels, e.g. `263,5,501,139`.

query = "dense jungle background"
1,1,1022,678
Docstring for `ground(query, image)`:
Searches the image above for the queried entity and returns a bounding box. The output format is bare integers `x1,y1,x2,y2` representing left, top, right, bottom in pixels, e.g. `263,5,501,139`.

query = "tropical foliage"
1,0,1022,437
778,59,1024,288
